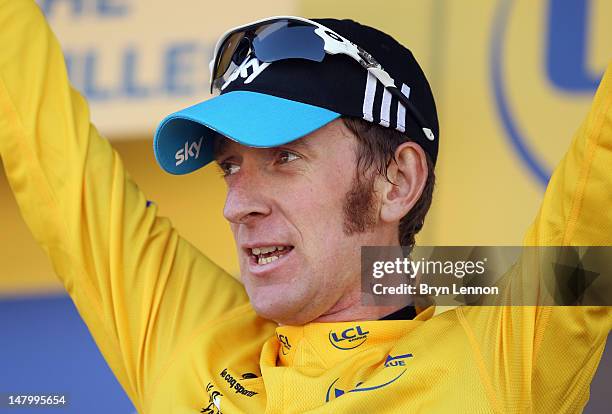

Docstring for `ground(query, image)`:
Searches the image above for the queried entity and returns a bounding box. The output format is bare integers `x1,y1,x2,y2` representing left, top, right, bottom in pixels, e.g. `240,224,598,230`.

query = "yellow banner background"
1,0,610,295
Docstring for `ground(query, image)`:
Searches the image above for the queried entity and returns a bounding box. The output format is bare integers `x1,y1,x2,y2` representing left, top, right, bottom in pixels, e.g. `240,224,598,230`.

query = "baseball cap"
153,18,439,175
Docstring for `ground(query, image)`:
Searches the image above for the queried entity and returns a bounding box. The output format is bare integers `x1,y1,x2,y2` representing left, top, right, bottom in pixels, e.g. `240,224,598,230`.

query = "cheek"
290,178,347,228
284,178,355,259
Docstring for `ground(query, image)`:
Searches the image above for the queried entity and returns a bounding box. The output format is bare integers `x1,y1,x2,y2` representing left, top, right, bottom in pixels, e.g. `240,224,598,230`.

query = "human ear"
379,142,428,223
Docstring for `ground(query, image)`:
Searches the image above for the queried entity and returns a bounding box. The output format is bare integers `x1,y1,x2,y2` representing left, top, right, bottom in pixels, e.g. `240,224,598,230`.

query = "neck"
312,289,412,323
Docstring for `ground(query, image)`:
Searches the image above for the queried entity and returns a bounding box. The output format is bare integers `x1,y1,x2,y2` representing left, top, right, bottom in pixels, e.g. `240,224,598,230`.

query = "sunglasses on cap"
209,16,435,142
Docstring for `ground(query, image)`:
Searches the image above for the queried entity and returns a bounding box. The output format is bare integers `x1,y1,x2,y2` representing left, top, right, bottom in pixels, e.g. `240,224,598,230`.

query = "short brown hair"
342,117,436,250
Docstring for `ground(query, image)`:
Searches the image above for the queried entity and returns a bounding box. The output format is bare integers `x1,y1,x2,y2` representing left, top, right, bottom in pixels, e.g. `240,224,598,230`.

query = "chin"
247,288,319,325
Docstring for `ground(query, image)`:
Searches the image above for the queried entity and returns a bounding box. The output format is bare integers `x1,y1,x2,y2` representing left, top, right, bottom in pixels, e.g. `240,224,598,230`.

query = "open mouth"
249,245,294,265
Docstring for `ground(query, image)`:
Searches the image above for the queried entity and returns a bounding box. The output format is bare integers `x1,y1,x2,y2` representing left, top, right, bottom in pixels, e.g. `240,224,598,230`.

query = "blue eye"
277,150,300,164
220,162,240,176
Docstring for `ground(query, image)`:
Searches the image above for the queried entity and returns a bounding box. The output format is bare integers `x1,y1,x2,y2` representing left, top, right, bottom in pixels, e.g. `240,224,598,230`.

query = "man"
152,16,437,326
0,1,610,413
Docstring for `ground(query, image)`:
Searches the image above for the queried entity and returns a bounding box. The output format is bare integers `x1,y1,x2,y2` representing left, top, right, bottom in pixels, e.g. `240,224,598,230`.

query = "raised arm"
524,65,612,247
457,63,612,413
521,62,612,412
0,1,248,410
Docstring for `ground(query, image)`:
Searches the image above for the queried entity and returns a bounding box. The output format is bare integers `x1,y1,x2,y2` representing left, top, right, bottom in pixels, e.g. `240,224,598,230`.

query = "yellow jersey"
1,1,610,413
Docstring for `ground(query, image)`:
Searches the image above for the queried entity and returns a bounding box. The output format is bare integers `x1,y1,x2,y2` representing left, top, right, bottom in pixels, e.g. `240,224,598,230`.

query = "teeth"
257,255,280,265
252,246,288,255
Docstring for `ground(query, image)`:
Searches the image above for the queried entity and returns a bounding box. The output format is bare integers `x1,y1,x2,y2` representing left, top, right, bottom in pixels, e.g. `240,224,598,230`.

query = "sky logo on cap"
222,56,272,91
175,136,204,167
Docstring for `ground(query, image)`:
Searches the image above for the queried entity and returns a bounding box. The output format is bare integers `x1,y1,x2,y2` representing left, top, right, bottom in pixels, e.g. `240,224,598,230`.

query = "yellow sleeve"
524,67,612,247
458,64,612,413
523,63,612,412
0,1,248,411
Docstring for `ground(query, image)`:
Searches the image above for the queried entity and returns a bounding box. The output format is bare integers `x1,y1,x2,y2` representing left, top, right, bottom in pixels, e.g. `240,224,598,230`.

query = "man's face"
215,119,385,325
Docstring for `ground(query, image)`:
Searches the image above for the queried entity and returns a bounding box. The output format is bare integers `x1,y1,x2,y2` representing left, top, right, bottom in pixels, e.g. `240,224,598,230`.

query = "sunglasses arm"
208,59,215,93
367,67,397,89
385,82,436,142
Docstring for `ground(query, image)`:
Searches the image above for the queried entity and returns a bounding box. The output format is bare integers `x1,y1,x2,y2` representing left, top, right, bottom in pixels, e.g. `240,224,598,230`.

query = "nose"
223,169,272,225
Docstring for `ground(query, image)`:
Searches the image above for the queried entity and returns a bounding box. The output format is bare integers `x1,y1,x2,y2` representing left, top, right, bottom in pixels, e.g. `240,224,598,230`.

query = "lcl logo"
328,326,370,350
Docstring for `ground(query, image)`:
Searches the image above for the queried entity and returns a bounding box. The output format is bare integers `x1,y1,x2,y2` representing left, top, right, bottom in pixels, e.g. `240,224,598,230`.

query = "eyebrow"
284,138,312,152
212,134,232,161
212,135,313,161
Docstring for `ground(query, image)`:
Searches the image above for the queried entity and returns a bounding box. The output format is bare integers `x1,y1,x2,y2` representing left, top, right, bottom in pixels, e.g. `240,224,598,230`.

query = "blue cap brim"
154,91,340,175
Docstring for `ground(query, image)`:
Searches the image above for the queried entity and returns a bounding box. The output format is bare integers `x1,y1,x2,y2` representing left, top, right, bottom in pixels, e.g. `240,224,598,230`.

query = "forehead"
212,134,311,159
212,119,353,159
211,133,233,158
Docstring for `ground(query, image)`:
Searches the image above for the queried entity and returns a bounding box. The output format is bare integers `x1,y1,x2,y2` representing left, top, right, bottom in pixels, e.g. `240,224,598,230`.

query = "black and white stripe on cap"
362,72,413,134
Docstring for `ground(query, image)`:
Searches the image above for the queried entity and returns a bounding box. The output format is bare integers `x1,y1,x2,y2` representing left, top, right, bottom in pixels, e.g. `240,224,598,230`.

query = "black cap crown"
221,18,439,164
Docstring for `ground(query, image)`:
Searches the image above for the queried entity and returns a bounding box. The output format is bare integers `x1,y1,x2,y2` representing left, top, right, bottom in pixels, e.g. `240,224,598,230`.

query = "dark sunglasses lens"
212,20,326,93
232,37,252,65
214,31,246,83
252,22,325,63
